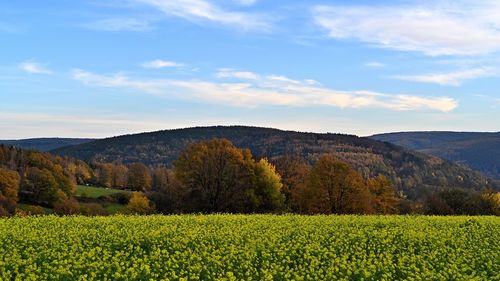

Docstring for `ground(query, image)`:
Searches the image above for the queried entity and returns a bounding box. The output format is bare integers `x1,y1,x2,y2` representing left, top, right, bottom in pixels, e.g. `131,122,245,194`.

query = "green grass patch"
76,185,129,198
103,203,129,214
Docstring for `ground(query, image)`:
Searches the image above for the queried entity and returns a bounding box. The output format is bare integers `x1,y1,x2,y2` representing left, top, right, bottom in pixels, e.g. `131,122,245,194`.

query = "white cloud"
72,68,458,112
142,59,184,69
82,18,153,32
392,68,497,86
365,61,385,68
133,0,271,31
72,69,168,95
312,1,500,56
18,62,52,74
216,68,260,80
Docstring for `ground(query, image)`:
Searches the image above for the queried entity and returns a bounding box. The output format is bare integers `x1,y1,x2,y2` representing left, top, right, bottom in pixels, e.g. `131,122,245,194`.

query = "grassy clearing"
75,185,129,198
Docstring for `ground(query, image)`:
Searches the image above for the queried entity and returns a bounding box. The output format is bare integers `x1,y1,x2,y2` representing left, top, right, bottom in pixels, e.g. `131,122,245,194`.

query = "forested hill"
52,126,499,196
0,138,94,152
371,132,500,180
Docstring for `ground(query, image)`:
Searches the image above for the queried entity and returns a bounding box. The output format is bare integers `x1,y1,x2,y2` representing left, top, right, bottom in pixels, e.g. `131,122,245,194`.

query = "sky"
1,0,500,139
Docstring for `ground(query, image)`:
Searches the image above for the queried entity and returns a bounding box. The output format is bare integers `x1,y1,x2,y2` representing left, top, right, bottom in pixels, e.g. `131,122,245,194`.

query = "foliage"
127,163,152,191
367,175,400,214
0,215,498,280
0,168,20,215
174,139,283,213
52,126,500,197
372,131,500,179
301,155,373,214
127,192,154,214
250,158,285,212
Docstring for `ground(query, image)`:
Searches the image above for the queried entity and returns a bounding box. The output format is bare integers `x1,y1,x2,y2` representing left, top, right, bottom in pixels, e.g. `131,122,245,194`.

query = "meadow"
75,185,130,198
0,215,498,280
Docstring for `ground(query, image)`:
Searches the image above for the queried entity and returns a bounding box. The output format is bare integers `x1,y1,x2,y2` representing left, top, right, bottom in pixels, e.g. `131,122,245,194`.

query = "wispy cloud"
232,0,258,6
82,18,153,32
132,0,271,31
312,1,500,56
215,68,260,80
18,61,52,74
392,68,497,86
142,59,184,69
72,69,166,95
72,68,458,112
365,61,385,68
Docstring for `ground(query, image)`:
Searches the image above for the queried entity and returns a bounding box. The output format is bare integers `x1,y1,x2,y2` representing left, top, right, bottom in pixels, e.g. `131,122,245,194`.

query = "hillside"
52,126,499,197
0,138,94,152
371,132,500,179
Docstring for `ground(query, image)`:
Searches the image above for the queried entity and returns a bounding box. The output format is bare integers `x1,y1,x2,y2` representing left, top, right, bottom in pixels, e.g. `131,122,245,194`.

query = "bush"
79,203,108,216
54,198,80,215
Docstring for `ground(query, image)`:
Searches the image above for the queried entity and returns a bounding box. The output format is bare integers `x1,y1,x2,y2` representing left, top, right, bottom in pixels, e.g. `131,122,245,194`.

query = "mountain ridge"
51,126,499,198
371,131,500,179
0,138,95,152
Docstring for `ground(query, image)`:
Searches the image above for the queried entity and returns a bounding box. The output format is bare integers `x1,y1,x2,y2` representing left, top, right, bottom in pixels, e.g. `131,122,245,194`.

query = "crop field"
0,215,498,280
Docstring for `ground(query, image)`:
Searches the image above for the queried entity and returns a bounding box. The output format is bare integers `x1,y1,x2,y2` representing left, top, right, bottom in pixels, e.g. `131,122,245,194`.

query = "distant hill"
0,138,94,152
52,126,499,197
371,132,500,180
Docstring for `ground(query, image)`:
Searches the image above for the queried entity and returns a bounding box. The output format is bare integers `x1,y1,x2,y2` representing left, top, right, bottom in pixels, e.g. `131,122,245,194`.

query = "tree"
367,175,400,214
23,167,61,205
127,192,154,214
112,164,128,188
127,163,152,191
248,159,285,212
75,160,93,185
273,156,311,212
301,155,372,214
95,163,113,188
149,167,186,213
0,168,20,214
174,139,255,213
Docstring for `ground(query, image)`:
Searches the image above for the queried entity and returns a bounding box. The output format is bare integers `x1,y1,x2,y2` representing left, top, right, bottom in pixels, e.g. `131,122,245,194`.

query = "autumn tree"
174,139,255,212
0,168,20,215
22,167,72,206
367,175,400,214
149,167,186,213
94,163,113,188
248,159,285,212
273,156,311,212
127,192,154,214
112,164,128,189
301,155,372,214
127,163,152,191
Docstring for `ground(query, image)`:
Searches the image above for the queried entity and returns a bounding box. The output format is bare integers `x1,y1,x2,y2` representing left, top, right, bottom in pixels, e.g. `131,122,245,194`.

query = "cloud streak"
133,0,271,31
312,1,500,56
18,62,52,74
72,69,458,112
82,18,154,32
142,60,184,69
392,68,497,86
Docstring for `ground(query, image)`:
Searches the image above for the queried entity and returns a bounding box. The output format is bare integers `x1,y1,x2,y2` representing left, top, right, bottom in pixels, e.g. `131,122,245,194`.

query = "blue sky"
1,0,499,138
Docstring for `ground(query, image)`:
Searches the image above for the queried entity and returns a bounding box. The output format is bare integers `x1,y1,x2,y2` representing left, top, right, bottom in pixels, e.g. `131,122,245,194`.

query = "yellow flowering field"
0,215,498,280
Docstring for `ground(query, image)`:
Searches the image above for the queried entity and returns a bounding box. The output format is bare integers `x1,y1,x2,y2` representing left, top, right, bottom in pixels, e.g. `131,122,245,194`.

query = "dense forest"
53,126,499,199
371,132,500,179
1,137,500,216
0,138,94,152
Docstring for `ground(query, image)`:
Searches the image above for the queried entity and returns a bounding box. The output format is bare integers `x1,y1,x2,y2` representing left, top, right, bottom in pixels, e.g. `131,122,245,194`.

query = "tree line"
1,140,499,216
